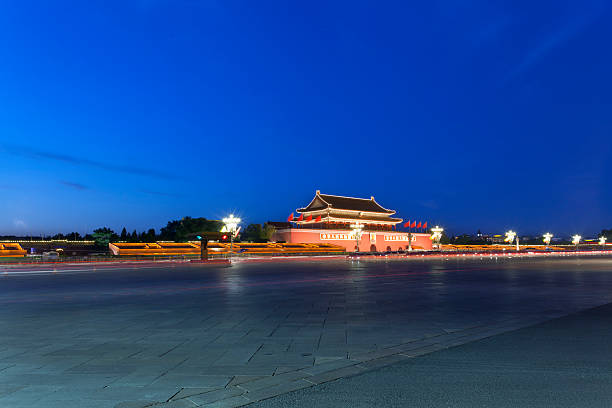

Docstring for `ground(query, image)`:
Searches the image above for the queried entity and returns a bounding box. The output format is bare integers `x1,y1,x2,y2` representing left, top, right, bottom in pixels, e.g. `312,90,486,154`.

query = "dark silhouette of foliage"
242,223,276,242
159,217,222,242
92,227,119,248
243,223,263,242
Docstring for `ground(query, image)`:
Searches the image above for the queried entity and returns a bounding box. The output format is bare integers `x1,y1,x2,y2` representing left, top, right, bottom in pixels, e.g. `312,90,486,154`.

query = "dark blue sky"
1,0,610,237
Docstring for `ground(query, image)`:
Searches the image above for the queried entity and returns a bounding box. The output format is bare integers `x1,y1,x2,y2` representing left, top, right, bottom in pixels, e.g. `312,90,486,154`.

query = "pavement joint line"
166,388,184,403
246,344,264,364
0,363,16,373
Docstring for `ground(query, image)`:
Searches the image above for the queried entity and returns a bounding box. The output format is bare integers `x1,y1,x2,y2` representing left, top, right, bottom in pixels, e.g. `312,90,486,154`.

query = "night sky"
1,1,610,237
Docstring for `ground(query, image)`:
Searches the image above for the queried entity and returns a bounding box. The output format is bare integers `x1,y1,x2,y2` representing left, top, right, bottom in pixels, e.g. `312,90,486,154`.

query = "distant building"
487,235,505,244
272,191,433,252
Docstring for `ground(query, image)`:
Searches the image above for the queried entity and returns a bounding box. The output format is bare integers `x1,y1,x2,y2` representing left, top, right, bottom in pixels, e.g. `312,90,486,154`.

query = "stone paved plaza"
1,255,612,407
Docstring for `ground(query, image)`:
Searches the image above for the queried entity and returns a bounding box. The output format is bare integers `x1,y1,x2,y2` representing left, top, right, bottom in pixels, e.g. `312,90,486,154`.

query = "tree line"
89,217,276,247
0,217,278,248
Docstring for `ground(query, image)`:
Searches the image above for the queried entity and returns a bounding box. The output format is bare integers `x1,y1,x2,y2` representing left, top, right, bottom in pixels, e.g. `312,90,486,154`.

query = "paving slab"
186,387,246,405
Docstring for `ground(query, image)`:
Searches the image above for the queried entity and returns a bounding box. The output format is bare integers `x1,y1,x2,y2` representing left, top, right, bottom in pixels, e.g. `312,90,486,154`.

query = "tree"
120,227,127,241
262,223,276,241
440,231,451,244
243,224,263,242
159,217,223,241
68,232,82,240
601,229,612,240
144,228,156,242
130,230,138,242
92,227,118,248
242,223,276,242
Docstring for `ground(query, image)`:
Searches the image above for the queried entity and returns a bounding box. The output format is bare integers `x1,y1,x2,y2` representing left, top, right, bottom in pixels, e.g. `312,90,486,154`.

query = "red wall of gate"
273,229,432,252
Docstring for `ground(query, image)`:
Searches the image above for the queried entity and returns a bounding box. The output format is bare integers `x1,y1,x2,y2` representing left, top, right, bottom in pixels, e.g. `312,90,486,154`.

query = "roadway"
0,255,611,407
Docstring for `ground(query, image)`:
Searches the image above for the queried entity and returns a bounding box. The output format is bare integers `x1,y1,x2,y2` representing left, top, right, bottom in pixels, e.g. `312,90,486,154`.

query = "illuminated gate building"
273,191,432,252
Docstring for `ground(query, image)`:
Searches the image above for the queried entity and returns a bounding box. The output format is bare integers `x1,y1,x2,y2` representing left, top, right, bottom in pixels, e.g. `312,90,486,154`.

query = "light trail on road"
0,264,485,305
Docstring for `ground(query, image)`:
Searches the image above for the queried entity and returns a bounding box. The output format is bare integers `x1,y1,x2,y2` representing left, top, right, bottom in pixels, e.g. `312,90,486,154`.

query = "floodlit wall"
273,228,433,252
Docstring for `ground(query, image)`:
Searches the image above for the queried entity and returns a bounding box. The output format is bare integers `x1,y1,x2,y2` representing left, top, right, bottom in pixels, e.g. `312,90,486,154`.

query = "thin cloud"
1,144,178,180
60,181,89,190
504,3,605,82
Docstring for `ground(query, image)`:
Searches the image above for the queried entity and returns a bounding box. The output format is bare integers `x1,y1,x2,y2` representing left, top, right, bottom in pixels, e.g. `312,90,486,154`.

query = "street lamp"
350,222,365,253
221,214,241,256
505,230,519,250
571,234,581,248
599,236,607,248
543,233,553,247
430,226,444,250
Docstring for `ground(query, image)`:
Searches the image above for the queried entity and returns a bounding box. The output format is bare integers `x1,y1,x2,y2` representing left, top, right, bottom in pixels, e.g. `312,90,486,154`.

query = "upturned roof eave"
297,191,396,215
295,215,403,224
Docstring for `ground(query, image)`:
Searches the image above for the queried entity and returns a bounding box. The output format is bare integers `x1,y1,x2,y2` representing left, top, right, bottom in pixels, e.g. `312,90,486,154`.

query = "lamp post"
350,222,365,253
222,214,241,256
599,236,607,249
407,230,412,251
505,230,518,251
543,233,553,248
430,226,444,250
571,234,581,250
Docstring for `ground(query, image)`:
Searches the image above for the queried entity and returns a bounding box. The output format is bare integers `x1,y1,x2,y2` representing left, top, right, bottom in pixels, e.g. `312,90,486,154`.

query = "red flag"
411,221,417,228
417,221,422,229
422,221,427,229
404,220,410,228
315,215,322,222
287,213,294,222
297,214,304,221
306,215,313,222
